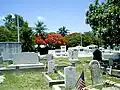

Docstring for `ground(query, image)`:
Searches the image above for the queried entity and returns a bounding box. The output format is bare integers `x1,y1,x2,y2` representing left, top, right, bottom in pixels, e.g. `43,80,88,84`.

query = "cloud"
37,16,46,21
28,24,35,27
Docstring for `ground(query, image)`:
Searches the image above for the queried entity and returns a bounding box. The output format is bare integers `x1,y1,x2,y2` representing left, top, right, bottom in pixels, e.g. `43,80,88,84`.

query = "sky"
0,0,103,33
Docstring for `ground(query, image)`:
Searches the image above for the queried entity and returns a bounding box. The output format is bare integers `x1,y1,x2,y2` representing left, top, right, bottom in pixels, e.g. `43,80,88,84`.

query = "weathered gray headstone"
109,66,112,75
13,52,39,64
48,60,55,73
72,49,78,60
64,66,76,88
68,49,72,60
46,54,53,61
89,60,102,85
68,49,78,62
108,59,113,75
109,58,113,66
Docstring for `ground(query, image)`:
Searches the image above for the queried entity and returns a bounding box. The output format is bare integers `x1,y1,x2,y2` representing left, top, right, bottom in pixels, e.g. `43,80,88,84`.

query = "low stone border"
52,84,65,90
57,71,65,78
0,64,69,72
0,65,46,71
101,67,120,77
42,71,65,86
105,80,120,89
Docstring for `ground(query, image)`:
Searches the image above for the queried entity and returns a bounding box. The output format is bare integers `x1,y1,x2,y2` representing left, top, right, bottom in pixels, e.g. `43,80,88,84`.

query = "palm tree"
57,26,69,36
35,21,47,39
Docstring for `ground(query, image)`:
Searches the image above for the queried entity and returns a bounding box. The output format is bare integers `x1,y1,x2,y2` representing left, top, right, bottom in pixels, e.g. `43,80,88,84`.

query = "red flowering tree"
35,35,46,52
35,35,46,45
45,33,67,48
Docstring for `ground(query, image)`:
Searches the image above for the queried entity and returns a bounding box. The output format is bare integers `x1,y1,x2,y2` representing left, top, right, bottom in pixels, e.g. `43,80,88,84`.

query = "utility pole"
80,32,82,46
17,16,20,42
11,14,20,42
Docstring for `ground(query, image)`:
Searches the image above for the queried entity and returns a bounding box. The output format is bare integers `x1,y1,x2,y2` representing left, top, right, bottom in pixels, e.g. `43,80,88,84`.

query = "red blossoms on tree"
45,33,67,45
35,35,46,45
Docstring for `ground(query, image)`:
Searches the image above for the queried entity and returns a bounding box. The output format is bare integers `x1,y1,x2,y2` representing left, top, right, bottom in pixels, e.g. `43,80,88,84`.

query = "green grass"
0,70,50,90
0,57,120,90
48,72,64,80
60,86,72,90
55,57,71,66
76,57,92,86
40,57,71,66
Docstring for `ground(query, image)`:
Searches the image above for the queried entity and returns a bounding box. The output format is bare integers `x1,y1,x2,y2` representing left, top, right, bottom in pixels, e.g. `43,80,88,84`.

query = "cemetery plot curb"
101,67,120,77
105,80,120,88
42,71,65,87
52,84,65,90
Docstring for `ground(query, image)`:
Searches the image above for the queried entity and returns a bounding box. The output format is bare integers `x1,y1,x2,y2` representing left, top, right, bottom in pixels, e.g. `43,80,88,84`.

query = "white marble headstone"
46,54,53,61
64,66,76,88
89,60,102,85
72,49,78,60
109,66,112,75
48,60,55,73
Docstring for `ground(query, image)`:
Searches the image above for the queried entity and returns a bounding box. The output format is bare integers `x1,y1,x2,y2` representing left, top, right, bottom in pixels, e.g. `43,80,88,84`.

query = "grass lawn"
0,70,50,90
48,72,64,80
0,57,120,90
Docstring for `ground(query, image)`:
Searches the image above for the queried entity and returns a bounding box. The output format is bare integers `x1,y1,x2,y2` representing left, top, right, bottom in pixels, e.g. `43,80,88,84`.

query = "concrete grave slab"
13,52,39,64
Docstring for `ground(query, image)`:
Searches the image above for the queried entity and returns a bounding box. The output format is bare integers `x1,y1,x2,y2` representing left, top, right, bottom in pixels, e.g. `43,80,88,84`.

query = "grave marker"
89,60,102,85
64,66,76,88
109,59,113,75
109,66,112,75
68,49,78,62
46,54,53,61
48,60,55,73
13,52,39,64
68,48,78,66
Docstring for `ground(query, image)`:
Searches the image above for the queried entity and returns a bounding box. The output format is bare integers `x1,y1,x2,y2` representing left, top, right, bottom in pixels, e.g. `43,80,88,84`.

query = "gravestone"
64,66,76,88
89,60,102,85
68,49,78,66
68,49,78,62
109,58,113,66
48,60,55,73
13,52,39,64
46,54,53,61
109,66,112,75
0,52,3,65
108,58,113,75
37,52,41,62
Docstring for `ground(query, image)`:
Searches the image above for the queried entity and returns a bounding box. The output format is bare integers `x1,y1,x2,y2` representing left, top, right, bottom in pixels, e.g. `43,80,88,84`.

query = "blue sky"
0,0,103,33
